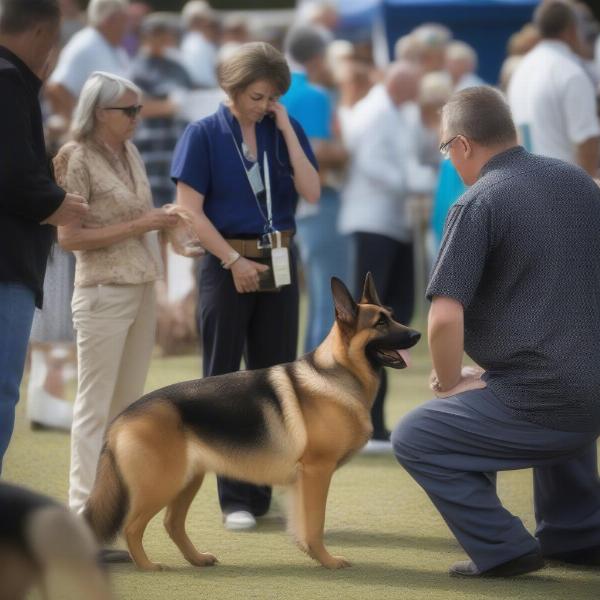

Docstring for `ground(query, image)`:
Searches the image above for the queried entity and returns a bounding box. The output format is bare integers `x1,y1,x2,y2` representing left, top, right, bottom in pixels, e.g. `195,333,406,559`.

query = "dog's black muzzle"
366,328,421,369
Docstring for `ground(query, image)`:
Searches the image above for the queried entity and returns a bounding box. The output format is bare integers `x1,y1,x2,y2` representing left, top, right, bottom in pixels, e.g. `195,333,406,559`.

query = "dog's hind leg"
300,461,350,569
164,473,218,567
123,499,168,571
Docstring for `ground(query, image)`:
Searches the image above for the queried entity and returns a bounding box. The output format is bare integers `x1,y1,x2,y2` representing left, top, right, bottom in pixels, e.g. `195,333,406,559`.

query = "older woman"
171,42,320,530
55,72,177,522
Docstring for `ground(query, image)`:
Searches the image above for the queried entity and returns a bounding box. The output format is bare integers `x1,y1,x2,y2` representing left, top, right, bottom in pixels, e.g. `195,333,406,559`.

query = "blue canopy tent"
383,0,539,84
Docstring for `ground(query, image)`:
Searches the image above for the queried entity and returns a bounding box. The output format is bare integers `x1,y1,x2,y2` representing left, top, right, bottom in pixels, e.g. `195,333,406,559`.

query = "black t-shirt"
428,146,600,433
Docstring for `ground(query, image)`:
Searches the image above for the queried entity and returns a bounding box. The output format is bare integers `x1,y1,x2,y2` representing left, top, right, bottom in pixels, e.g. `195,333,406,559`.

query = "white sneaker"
224,510,257,531
361,438,393,454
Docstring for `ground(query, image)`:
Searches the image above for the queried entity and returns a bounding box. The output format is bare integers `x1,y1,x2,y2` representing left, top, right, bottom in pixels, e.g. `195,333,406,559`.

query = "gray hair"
71,71,142,141
412,23,452,49
140,11,182,37
87,0,128,28
181,0,215,29
442,86,517,147
284,24,332,65
446,41,478,69
419,70,453,107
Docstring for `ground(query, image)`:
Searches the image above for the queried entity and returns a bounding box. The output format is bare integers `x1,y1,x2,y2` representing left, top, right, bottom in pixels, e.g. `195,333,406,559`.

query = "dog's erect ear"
331,277,358,326
360,272,382,306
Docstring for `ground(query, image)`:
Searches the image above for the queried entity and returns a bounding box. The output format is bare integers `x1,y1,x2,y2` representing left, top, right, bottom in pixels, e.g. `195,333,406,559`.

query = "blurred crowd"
23,0,600,445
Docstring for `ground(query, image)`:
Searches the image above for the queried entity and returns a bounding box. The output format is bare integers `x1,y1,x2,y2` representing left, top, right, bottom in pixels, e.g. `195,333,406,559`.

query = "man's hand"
42,193,89,226
430,366,487,398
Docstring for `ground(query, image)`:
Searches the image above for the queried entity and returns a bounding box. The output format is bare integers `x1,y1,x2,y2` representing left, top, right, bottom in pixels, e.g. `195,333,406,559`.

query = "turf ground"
5,333,600,599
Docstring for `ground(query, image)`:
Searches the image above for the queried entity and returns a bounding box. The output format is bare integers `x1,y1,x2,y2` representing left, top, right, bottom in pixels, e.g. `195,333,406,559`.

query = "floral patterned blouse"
53,139,162,287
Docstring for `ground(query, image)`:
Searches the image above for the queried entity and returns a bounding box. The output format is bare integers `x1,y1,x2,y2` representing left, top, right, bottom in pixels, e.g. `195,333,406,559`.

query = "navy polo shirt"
171,103,317,236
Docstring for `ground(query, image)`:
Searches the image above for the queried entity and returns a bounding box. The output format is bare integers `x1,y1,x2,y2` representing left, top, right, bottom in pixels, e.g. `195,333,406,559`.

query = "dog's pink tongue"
397,349,412,368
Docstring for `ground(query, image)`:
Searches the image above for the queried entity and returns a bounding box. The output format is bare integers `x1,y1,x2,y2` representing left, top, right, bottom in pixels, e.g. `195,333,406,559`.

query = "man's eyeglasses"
439,135,460,157
103,105,143,119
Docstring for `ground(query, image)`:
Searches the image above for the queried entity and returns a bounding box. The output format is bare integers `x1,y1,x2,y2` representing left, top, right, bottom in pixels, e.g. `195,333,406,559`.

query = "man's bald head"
385,61,422,106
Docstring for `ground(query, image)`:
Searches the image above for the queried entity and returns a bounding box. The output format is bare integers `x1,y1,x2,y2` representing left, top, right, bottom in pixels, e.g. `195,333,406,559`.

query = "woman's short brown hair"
217,42,291,99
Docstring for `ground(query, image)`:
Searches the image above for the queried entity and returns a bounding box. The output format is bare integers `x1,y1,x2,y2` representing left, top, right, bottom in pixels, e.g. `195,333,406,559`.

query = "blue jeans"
296,188,349,353
0,283,35,473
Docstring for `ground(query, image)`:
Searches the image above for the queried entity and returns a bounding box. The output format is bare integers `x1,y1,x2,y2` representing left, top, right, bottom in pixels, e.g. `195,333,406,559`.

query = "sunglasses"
103,105,143,119
439,134,460,157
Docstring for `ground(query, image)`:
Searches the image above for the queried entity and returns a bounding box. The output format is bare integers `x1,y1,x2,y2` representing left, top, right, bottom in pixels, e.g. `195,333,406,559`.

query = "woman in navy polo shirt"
171,42,320,531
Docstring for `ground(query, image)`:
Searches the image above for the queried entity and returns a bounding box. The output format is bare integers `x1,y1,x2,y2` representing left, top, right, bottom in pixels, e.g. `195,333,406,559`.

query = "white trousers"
69,282,156,513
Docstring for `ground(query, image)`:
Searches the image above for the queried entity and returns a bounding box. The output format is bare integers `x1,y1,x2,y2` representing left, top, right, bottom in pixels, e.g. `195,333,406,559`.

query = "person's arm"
428,296,464,390
269,102,320,203
58,209,177,251
0,74,66,221
312,138,348,170
44,82,76,120
428,296,487,397
176,182,269,293
575,136,600,178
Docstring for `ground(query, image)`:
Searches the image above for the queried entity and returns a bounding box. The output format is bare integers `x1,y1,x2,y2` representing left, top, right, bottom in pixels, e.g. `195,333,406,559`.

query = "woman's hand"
230,257,270,293
268,101,293,133
430,366,487,399
137,208,179,233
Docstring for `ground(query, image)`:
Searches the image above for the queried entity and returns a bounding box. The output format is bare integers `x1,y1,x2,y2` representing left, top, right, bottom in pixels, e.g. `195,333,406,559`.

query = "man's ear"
331,277,357,326
360,271,382,306
459,134,473,159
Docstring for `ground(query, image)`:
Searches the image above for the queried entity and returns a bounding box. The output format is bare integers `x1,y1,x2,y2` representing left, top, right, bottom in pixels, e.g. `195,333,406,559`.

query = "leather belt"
226,231,293,259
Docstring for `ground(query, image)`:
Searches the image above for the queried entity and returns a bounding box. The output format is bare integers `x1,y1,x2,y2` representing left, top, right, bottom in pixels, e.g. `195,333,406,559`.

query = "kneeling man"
393,86,600,577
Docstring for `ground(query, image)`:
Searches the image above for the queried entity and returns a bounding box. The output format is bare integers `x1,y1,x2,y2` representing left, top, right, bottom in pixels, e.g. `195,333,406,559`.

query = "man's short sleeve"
563,72,600,145
49,43,93,97
426,198,491,307
171,123,211,195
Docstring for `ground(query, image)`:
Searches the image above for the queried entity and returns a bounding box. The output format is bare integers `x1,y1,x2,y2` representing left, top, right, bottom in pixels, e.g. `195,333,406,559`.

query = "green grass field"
5,333,600,599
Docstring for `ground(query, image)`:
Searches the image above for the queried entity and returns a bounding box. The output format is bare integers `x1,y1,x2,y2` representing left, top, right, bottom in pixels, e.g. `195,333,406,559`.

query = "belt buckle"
257,233,272,250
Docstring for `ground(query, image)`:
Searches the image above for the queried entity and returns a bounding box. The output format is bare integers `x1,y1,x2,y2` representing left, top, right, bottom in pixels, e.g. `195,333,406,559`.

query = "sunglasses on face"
103,105,143,119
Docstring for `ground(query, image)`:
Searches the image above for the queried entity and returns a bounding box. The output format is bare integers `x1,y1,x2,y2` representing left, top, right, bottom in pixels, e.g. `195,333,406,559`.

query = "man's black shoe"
449,551,545,578
99,549,132,564
545,545,600,566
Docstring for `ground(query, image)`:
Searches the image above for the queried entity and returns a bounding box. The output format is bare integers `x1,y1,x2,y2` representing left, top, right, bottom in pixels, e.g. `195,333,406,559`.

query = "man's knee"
391,404,433,465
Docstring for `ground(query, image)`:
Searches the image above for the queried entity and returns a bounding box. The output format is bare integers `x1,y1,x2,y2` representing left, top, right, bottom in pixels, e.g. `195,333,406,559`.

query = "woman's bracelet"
221,251,241,270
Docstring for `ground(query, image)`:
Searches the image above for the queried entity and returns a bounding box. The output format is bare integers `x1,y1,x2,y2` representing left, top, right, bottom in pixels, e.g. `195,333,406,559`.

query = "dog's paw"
321,555,351,570
189,552,218,567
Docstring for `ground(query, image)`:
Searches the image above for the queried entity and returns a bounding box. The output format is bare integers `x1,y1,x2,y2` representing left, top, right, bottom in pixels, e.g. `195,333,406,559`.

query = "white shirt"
339,85,436,242
50,27,129,97
508,40,600,165
180,32,218,88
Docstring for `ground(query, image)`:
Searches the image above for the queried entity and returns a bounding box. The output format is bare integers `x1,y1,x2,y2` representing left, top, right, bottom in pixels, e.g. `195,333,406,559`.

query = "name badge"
271,247,291,287
247,162,265,196
270,231,291,288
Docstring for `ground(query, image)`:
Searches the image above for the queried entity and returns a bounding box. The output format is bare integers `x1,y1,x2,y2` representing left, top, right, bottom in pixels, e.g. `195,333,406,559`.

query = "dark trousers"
352,232,414,437
392,388,600,571
197,252,299,515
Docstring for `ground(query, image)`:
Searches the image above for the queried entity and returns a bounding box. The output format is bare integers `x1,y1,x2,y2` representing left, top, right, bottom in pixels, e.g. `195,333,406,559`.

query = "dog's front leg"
300,461,351,569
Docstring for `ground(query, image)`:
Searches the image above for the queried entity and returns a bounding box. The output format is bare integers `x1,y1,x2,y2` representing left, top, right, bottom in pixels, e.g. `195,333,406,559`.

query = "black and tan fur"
84,274,420,571
0,482,112,600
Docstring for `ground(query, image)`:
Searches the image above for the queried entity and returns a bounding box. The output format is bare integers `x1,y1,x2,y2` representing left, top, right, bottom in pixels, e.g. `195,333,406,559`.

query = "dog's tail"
83,444,128,544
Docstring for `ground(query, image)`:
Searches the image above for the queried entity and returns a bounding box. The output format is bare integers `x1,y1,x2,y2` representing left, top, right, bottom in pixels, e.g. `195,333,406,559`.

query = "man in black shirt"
0,0,88,472
392,86,600,577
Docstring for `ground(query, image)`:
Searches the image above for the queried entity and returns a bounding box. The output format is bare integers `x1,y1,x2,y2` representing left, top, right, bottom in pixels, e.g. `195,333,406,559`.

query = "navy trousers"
197,251,299,516
352,232,414,437
392,388,600,571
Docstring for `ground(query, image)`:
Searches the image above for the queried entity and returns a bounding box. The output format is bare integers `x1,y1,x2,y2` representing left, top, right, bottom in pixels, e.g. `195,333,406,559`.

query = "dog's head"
331,273,421,369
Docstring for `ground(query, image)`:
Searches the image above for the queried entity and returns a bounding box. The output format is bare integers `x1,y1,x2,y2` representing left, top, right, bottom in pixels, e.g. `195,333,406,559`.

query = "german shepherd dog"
0,482,112,600
84,274,420,571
